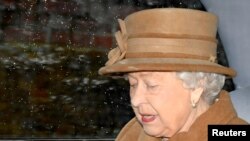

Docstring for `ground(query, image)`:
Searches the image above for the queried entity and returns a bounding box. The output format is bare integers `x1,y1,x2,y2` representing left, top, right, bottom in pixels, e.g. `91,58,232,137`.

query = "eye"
146,84,158,89
128,76,137,89
130,83,137,89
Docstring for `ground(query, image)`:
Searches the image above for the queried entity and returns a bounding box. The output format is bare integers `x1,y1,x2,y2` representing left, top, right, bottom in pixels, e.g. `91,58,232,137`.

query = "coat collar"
169,90,238,140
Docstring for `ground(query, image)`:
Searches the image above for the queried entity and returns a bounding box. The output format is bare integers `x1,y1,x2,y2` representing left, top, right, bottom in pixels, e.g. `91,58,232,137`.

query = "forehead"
128,71,176,78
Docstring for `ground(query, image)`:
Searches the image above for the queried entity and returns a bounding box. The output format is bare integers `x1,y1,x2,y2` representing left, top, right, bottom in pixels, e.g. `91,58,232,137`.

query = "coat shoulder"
229,117,249,124
116,117,142,141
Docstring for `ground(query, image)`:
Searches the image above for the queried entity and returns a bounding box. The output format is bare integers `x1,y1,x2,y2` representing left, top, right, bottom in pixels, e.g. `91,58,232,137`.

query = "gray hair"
176,72,226,105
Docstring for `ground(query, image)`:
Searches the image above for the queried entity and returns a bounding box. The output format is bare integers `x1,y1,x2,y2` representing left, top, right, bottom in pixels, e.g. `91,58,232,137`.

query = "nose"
130,85,147,107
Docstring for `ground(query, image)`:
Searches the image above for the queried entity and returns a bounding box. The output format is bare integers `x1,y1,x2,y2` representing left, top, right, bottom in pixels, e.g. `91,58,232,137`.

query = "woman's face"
128,72,193,138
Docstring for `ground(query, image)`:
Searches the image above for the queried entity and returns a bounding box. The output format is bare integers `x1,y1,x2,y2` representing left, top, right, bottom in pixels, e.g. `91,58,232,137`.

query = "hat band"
127,38,217,58
129,33,217,43
125,52,216,62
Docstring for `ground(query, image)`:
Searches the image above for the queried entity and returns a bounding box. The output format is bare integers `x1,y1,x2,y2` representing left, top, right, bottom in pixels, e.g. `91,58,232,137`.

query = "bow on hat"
105,19,128,66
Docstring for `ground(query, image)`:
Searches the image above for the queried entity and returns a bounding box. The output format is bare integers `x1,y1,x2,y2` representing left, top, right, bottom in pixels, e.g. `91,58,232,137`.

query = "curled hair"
176,72,226,105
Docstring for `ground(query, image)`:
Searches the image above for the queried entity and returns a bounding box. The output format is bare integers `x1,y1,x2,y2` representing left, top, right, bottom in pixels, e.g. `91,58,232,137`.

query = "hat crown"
125,8,218,40
121,8,218,62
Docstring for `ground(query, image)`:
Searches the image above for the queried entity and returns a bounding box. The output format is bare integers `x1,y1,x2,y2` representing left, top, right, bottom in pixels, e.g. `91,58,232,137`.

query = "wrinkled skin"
128,72,205,138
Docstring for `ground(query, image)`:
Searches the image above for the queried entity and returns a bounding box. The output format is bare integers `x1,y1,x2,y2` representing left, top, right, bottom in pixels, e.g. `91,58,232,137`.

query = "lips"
141,115,156,123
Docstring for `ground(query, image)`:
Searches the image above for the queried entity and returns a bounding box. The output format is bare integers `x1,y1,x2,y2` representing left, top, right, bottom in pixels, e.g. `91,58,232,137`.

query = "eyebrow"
127,72,154,79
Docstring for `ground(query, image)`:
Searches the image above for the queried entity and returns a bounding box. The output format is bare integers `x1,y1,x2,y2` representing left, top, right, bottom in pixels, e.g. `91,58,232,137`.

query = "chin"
144,126,174,138
143,126,166,138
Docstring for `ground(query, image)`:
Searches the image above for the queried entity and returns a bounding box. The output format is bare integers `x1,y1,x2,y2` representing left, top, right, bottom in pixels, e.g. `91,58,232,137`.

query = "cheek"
153,91,192,129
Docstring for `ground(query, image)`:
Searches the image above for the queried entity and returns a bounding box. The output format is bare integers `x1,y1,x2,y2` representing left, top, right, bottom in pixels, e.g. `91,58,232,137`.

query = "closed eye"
146,84,158,89
130,84,137,89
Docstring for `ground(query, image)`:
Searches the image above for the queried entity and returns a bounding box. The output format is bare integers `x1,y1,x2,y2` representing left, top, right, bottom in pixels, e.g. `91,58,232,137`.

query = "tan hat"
98,8,236,77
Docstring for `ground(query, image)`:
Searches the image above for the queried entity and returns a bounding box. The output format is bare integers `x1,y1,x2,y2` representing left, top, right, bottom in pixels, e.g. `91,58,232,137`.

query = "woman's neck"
179,99,210,133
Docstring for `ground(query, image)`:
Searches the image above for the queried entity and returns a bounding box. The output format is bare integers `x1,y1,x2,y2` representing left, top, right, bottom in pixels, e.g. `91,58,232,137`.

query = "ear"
190,87,204,105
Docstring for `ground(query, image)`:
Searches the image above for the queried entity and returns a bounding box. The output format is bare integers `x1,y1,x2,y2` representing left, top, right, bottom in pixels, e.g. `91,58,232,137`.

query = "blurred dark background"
0,0,234,139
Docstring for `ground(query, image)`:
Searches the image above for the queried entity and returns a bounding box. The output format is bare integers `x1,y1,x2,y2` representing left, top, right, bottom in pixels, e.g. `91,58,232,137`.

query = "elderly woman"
98,8,248,141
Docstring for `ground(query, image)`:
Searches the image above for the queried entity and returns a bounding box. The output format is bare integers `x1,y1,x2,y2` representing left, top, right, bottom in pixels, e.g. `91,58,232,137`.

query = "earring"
192,101,197,108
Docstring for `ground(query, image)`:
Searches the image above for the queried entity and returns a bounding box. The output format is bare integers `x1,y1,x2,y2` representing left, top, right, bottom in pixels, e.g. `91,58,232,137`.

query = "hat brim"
98,58,236,77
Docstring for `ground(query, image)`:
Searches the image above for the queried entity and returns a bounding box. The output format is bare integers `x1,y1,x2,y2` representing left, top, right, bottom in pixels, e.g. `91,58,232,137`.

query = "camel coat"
116,90,248,141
